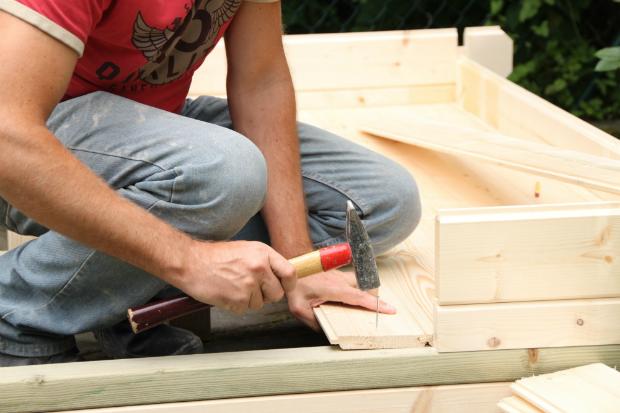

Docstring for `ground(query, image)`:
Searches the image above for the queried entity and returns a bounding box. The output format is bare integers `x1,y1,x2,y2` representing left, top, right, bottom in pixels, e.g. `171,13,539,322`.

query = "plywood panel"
436,203,620,304
434,298,620,352
56,383,511,413
512,363,620,413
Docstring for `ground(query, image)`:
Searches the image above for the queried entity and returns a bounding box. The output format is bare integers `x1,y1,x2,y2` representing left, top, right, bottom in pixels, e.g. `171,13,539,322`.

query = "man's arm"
224,1,311,259
0,11,295,314
224,2,396,329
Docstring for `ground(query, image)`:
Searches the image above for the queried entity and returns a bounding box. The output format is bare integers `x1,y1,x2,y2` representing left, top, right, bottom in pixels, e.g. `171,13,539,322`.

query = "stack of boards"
498,363,620,413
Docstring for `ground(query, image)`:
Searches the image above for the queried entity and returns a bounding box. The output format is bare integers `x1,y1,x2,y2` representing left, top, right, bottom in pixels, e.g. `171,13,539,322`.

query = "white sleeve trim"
0,0,84,56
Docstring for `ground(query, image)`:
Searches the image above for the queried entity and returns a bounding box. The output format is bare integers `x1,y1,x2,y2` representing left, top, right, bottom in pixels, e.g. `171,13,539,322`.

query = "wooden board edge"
56,382,512,413
3,345,620,412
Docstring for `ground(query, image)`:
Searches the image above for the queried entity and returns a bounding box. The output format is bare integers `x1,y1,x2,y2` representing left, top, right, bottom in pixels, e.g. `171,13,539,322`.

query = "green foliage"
595,47,620,71
486,0,620,120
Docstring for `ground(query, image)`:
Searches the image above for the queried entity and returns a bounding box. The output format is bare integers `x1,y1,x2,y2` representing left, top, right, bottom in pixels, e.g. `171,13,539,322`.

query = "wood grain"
190,29,458,97
434,298,620,352
361,119,620,194
3,345,620,413
435,202,620,304
512,363,620,413
314,255,434,349
55,383,511,413
498,396,543,413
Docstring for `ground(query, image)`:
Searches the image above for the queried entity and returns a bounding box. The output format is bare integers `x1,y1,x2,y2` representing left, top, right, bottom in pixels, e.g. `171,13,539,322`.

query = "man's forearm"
227,74,313,258
0,125,191,284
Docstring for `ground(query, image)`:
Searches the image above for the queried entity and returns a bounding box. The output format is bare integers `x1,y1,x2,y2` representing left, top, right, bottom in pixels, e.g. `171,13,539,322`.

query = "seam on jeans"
0,249,97,321
302,172,370,213
67,147,169,173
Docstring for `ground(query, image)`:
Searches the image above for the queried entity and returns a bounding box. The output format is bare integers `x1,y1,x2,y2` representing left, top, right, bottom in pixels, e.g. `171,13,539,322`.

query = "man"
0,0,421,366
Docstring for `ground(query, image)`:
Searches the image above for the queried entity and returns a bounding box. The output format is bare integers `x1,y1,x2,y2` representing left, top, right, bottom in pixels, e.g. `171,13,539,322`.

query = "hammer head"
346,201,380,291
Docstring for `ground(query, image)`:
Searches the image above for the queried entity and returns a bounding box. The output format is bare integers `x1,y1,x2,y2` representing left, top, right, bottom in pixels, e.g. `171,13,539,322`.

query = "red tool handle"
128,243,352,333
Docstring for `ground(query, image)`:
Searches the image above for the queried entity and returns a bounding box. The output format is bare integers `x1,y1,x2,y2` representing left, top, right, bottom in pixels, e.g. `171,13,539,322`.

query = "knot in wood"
487,337,501,348
576,318,584,326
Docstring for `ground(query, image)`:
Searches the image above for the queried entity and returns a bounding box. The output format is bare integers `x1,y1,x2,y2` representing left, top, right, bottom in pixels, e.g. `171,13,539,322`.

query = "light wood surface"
190,29,458,97
299,101,614,349
511,363,620,413
7,231,36,250
56,383,511,413
498,396,543,413
314,255,434,349
463,26,513,78
3,345,620,413
457,58,620,159
434,298,620,352
361,119,620,194
435,202,620,304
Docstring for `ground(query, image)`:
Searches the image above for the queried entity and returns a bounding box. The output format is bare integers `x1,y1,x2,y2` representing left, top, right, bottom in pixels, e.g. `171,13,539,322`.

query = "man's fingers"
249,289,264,310
260,277,285,303
339,288,397,314
268,249,297,292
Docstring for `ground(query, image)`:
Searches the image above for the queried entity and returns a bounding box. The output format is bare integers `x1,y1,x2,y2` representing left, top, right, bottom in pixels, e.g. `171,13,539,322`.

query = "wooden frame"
3,25,620,411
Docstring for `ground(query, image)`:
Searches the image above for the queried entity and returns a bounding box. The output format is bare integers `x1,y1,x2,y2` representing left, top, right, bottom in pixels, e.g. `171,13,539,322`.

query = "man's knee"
169,136,268,240
368,160,421,255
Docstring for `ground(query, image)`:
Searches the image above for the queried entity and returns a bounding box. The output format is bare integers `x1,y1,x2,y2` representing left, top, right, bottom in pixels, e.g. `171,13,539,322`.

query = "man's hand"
286,269,397,330
177,241,296,314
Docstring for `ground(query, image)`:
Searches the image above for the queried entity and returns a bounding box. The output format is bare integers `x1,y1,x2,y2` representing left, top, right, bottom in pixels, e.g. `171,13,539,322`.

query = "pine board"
434,298,620,352
435,203,620,304
498,396,543,413
3,345,620,413
361,119,620,194
314,255,434,349
56,383,511,413
511,363,620,413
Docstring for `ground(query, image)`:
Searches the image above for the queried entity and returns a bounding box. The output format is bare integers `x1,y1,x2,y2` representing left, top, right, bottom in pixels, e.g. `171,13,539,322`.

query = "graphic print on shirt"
127,0,240,85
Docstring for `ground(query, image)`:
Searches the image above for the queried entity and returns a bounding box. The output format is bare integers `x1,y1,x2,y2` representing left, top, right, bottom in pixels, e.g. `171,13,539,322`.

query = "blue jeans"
0,92,421,357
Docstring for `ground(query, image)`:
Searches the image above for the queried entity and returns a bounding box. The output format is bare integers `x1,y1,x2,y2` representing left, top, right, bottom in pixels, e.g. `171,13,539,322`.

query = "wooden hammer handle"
128,243,352,333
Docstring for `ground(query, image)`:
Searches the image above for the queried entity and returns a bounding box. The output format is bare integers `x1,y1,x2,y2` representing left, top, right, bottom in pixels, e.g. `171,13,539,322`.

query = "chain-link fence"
282,0,620,129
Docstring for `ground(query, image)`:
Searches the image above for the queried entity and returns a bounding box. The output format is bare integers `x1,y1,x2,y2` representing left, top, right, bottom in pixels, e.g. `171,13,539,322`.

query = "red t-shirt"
0,0,275,113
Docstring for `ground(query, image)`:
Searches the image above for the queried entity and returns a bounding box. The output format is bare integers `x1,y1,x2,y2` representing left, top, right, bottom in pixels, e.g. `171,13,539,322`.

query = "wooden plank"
498,396,543,413
360,119,620,194
189,29,458,96
512,363,620,413
3,345,620,413
292,84,456,110
56,383,511,413
457,58,620,159
314,255,434,349
435,202,620,304
463,26,513,78
7,231,36,250
0,228,7,250
434,298,620,352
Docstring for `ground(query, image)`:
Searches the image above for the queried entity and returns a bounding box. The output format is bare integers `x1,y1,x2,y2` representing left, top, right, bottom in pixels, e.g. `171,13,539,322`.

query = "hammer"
127,201,380,333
